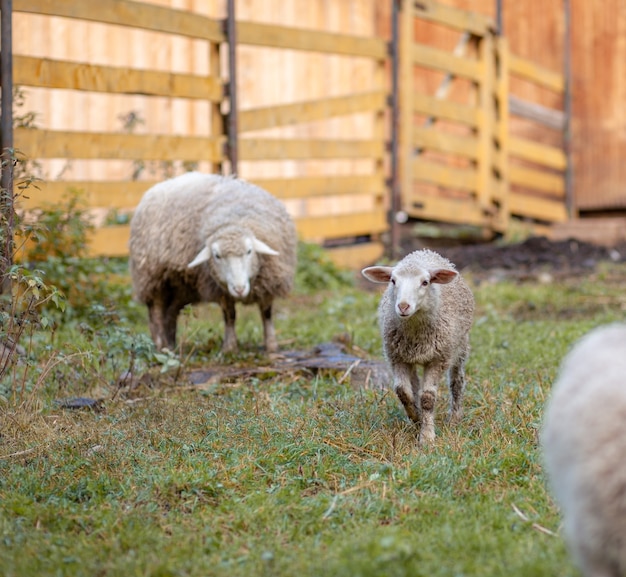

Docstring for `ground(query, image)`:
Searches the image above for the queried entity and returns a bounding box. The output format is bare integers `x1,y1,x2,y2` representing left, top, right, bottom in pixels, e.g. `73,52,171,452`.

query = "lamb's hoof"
418,429,436,446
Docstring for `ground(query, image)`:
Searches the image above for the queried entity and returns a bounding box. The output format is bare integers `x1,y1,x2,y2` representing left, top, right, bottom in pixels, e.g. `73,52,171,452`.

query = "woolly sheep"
129,172,297,353
541,324,626,577
361,249,475,445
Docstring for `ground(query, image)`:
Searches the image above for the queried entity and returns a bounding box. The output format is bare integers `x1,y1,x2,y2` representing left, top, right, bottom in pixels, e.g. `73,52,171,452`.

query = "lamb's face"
361,263,458,319
187,231,280,299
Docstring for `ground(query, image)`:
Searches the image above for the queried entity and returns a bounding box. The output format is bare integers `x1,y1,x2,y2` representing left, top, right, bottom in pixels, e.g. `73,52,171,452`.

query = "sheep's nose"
234,285,246,296
397,302,410,314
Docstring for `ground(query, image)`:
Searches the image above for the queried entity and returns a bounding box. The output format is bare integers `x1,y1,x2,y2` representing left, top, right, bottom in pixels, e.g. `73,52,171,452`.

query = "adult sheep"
129,172,297,353
541,323,626,577
361,249,474,445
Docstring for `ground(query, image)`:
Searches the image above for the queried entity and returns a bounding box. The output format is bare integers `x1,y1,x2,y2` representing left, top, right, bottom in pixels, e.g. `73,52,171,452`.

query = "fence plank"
413,0,495,37
509,53,564,92
407,194,487,226
239,138,384,161
326,241,384,268
509,165,565,196
413,126,479,159
412,158,477,192
253,175,385,199
509,193,568,222
14,0,224,41
411,43,481,80
237,21,387,58
15,55,223,100
239,91,387,133
509,136,566,171
412,93,481,127
15,128,225,162
296,210,387,240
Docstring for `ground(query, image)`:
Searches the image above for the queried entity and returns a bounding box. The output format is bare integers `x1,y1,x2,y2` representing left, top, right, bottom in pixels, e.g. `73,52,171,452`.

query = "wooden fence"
3,0,569,268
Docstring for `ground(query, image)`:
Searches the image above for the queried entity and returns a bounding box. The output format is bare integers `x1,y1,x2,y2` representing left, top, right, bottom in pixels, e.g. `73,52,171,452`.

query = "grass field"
2,254,625,577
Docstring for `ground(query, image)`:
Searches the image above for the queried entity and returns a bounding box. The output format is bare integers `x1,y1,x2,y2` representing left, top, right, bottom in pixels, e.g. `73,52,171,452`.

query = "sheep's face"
188,233,279,299
361,264,457,318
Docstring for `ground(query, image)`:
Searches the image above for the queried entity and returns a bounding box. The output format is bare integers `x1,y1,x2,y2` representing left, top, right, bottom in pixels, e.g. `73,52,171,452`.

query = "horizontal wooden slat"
88,225,131,257
15,128,225,162
413,127,479,159
509,193,568,222
237,21,387,59
509,95,565,130
509,136,566,171
17,174,386,212
15,55,223,101
412,93,482,128
239,138,384,161
404,194,487,226
509,53,564,92
296,211,388,241
412,158,478,192
412,0,495,37
509,165,565,196
239,91,387,133
326,242,385,269
252,175,385,199
14,0,224,41
411,43,482,81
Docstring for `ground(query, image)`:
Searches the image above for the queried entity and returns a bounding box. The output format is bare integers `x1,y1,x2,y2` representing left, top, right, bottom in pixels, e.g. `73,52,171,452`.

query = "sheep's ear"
429,268,458,284
361,266,393,284
188,246,211,268
253,238,279,256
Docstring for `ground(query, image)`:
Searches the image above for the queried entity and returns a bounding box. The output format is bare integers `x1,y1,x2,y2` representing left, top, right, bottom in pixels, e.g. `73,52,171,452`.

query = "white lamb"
541,323,626,577
129,172,297,353
362,249,475,445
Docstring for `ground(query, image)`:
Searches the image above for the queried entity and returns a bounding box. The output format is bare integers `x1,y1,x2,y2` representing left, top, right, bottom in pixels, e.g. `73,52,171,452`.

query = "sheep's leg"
448,357,467,424
147,296,173,351
392,362,421,425
220,298,238,353
259,302,278,353
419,363,445,445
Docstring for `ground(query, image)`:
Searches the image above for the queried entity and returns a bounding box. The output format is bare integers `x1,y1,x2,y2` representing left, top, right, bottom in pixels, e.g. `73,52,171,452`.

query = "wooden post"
563,0,575,218
1,0,14,290
389,0,402,259
225,0,238,175
494,35,510,233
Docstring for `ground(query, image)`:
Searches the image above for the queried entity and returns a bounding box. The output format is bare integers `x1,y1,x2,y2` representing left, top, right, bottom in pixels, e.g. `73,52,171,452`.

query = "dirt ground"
401,234,625,281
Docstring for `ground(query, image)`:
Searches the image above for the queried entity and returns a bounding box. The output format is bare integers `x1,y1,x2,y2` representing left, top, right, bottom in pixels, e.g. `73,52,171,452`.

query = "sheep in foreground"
541,324,626,577
129,172,297,353
361,249,475,445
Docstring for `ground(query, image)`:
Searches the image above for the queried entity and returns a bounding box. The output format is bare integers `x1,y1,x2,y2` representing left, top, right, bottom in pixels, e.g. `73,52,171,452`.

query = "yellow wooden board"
413,127,479,160
412,158,478,192
509,53,564,93
326,242,385,270
15,128,225,162
252,175,385,200
509,165,565,196
239,138,384,161
411,43,481,81
404,194,487,227
15,55,223,101
412,93,481,128
237,21,386,59
15,0,224,42
509,193,568,222
412,0,495,37
239,91,387,133
296,211,388,242
509,136,566,171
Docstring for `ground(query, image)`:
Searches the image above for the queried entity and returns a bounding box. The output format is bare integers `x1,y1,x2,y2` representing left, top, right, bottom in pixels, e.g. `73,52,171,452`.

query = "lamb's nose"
398,302,410,314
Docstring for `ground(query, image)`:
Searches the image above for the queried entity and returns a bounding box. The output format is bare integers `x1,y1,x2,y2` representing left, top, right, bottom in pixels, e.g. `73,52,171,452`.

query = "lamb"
129,172,297,353
541,324,626,577
361,249,475,445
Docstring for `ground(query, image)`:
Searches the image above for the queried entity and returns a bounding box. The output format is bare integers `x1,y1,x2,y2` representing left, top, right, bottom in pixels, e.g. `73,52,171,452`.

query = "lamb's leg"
448,356,467,424
220,297,238,353
392,362,421,425
419,363,445,445
259,302,278,353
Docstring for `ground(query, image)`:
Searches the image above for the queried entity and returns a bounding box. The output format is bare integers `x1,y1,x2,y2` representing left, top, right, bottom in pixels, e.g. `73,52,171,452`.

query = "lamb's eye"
422,280,429,287
246,248,252,255
214,253,221,260
390,278,396,285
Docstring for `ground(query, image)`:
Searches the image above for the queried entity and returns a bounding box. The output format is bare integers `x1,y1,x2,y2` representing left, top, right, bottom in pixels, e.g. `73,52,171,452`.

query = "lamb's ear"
253,238,279,256
361,266,393,284
429,268,458,284
188,246,211,268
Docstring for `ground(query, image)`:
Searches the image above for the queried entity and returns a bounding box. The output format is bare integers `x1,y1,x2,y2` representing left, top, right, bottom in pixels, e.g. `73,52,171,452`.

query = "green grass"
2,260,626,576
